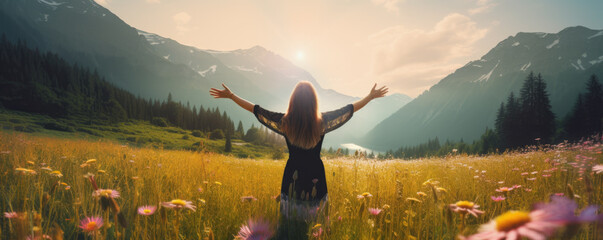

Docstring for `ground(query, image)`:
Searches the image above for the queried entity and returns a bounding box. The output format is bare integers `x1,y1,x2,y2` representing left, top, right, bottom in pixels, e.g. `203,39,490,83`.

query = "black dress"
253,104,354,239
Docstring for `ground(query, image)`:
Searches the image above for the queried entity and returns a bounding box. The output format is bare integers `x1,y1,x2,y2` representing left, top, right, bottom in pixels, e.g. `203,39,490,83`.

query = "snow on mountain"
520,62,531,71
198,65,217,77
475,61,500,82
229,66,262,74
138,30,165,45
546,39,559,49
588,31,603,39
38,0,65,9
363,26,603,151
590,56,603,65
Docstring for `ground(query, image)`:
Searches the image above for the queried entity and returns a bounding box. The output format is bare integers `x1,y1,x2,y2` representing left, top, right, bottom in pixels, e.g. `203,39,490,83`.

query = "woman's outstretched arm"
209,84,254,113
352,83,388,112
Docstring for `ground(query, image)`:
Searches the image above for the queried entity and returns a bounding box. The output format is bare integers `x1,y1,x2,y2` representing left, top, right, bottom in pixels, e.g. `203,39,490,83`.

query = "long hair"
281,81,322,149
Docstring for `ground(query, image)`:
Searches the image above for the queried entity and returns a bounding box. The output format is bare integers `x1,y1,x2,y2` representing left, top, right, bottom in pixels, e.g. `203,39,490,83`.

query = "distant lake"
340,143,382,155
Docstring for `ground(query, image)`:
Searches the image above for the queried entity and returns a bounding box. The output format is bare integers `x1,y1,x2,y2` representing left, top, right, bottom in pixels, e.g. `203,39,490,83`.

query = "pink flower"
79,216,103,235
554,193,564,196
137,205,157,216
368,208,382,216
512,185,521,189
312,227,323,238
465,196,600,240
495,187,513,193
593,164,603,174
491,196,506,202
4,212,18,219
534,196,600,224
162,199,196,211
464,210,560,240
450,201,485,217
236,218,274,240
92,189,120,199
521,172,529,176
542,174,552,178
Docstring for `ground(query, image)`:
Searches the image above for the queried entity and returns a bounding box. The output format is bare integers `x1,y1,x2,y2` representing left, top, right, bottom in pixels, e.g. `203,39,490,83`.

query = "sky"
96,0,603,98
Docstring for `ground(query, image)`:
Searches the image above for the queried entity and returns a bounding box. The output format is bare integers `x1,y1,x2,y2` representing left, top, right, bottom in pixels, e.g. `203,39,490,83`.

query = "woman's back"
253,104,354,201
210,81,387,239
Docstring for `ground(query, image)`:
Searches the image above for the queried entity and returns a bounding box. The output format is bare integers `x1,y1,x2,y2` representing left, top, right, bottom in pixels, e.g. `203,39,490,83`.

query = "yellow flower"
437,187,448,193
422,179,439,186
214,181,222,186
406,198,422,203
455,201,474,209
417,192,428,197
15,168,37,175
85,159,97,164
50,170,63,177
312,224,322,229
495,211,531,231
171,199,187,206
97,170,106,174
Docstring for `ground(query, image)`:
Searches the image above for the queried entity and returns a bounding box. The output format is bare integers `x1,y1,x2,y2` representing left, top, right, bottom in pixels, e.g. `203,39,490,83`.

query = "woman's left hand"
368,83,388,100
210,84,234,99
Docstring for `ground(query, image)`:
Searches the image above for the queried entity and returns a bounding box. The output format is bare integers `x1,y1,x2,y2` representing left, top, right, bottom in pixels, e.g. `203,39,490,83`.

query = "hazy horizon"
96,0,603,98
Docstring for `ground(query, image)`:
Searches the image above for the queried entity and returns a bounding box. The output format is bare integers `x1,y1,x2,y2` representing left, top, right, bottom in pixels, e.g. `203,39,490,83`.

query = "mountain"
0,0,411,148
137,30,412,148
363,26,603,151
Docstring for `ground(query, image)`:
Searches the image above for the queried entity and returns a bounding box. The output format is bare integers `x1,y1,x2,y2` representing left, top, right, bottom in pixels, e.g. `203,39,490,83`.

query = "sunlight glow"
296,51,305,61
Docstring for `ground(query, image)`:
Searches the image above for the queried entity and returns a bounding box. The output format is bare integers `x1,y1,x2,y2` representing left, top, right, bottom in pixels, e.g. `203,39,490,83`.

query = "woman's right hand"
368,83,388,100
210,84,234,99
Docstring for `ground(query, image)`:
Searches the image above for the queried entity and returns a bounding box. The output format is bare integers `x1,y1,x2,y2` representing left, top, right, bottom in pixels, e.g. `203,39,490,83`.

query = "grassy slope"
0,133,601,239
0,110,282,159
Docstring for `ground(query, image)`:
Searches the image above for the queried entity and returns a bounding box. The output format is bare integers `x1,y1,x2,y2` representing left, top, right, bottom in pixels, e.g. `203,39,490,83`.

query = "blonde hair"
281,81,322,149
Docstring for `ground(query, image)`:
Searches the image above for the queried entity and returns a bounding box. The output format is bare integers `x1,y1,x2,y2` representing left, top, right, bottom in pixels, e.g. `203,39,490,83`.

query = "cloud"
368,13,488,97
379,63,463,97
146,0,160,3
173,12,192,33
469,0,497,15
371,0,402,13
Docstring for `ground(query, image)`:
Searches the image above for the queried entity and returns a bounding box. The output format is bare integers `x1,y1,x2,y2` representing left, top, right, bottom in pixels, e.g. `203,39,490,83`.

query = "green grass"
0,109,281,159
0,132,600,239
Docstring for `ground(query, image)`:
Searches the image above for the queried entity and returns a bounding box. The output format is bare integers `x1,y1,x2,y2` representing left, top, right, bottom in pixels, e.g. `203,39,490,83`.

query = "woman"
210,81,387,239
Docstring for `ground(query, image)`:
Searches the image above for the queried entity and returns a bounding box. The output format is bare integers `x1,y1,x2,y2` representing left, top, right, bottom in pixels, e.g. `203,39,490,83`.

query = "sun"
296,51,305,61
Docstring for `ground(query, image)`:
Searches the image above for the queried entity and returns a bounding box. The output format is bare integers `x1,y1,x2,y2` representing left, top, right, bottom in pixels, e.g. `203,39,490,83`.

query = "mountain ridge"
0,0,412,148
362,25,603,151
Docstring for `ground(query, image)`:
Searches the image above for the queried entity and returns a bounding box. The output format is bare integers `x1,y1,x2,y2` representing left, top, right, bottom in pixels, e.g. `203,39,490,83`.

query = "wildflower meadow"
0,132,601,239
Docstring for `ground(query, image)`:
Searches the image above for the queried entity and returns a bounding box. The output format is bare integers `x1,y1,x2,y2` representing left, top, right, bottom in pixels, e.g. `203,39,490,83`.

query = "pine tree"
515,72,555,145
495,102,505,142
584,75,603,134
518,72,537,146
532,74,555,143
564,94,587,140
502,92,520,148
236,120,245,138
225,131,232,152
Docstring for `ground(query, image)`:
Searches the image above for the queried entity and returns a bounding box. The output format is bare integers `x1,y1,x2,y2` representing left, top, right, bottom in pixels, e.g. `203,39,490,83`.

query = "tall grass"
0,132,601,239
